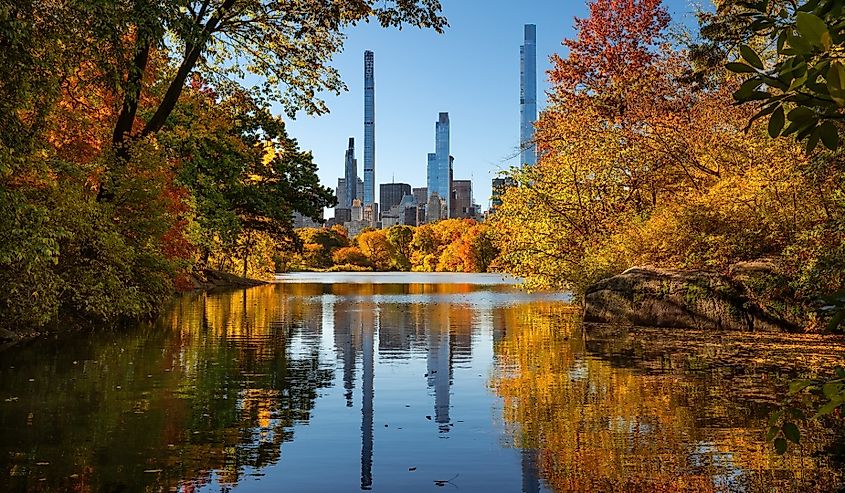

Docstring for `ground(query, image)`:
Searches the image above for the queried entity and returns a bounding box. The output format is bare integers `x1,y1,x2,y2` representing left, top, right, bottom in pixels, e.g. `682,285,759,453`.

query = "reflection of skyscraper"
426,306,451,431
520,24,537,166
521,448,540,493
334,302,360,407
360,304,376,491
364,51,376,207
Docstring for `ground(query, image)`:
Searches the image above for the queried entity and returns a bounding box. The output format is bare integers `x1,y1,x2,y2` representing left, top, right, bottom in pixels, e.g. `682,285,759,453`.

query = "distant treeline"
278,219,498,274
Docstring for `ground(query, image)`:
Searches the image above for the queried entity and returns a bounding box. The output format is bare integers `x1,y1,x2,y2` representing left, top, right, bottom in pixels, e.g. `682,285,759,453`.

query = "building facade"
450,179,473,219
412,187,428,206
363,51,376,206
344,137,358,207
426,112,452,216
520,24,537,166
379,183,412,215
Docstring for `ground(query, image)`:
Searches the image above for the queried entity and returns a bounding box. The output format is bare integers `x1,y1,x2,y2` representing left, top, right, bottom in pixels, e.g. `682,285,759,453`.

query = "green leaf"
827,62,845,105
807,130,821,153
769,106,785,137
819,121,839,150
726,62,759,74
740,45,764,69
774,437,788,454
815,399,841,417
766,425,780,441
789,379,815,395
788,107,815,122
796,12,830,48
823,381,843,399
768,409,784,426
782,422,800,444
735,77,764,100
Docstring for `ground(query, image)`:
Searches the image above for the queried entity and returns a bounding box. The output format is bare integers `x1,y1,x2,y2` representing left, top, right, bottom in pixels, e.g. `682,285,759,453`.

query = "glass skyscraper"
344,137,357,208
426,112,451,215
363,51,376,206
520,24,537,166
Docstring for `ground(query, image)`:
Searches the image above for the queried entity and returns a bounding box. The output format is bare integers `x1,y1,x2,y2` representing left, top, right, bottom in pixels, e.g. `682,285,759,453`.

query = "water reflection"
491,304,845,492
0,280,843,492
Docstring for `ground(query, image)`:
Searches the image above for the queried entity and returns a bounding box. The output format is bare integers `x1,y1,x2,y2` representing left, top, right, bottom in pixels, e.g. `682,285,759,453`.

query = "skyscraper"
379,183,412,213
427,112,451,216
344,138,357,208
450,179,473,219
363,51,376,207
520,24,537,166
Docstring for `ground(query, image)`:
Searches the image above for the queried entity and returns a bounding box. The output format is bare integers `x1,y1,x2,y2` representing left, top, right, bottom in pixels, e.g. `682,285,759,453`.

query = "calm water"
1,274,845,492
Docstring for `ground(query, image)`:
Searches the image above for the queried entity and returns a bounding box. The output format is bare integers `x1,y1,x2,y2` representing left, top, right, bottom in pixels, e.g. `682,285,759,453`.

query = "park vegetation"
490,0,845,324
275,220,498,274
0,0,446,335
490,0,845,454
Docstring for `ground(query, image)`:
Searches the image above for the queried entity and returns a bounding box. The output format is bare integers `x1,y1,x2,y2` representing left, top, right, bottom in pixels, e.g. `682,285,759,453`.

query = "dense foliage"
0,0,446,335
283,220,498,274
491,0,845,320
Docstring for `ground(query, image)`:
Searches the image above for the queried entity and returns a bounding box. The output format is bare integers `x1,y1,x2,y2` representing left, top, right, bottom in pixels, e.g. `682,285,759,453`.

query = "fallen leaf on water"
143,469,163,474
408,467,416,471
425,416,431,420
35,462,49,466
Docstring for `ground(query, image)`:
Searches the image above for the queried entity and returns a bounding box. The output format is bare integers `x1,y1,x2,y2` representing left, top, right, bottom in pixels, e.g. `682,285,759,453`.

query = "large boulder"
583,266,798,331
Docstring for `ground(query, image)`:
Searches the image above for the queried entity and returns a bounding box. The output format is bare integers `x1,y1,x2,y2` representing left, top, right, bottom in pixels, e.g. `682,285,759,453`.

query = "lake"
1,273,844,492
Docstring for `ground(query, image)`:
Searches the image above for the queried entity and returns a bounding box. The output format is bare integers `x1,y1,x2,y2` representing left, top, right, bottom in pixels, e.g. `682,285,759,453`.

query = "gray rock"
583,266,797,331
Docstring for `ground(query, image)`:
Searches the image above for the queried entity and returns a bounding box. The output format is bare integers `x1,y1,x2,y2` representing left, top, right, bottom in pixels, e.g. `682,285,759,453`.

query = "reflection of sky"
217,281,552,492
691,442,745,492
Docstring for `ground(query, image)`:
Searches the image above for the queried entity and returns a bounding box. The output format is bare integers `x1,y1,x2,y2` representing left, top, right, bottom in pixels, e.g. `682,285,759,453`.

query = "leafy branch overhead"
727,0,845,152
111,0,448,147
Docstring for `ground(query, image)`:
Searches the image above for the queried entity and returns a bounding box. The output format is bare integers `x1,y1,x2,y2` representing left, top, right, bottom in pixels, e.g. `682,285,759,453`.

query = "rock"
583,266,798,331
189,269,267,290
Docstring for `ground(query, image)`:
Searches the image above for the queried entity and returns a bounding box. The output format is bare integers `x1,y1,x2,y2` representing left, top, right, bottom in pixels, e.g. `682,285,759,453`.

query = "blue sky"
279,0,700,214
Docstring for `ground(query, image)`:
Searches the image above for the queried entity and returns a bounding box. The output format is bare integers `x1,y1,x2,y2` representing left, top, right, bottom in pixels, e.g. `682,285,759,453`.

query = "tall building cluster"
327,25,537,230
329,51,481,234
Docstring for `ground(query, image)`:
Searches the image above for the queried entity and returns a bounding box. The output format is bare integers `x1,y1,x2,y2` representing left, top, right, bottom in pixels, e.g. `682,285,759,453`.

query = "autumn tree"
357,230,395,271
492,0,845,300
332,246,372,270
386,225,414,270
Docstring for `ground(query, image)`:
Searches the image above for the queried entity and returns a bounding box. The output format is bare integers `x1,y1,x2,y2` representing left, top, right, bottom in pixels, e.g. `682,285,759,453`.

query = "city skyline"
283,2,696,216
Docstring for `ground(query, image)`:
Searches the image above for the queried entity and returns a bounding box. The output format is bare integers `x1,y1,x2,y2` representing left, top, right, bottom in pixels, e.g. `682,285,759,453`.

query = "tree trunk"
242,231,252,279
141,0,236,137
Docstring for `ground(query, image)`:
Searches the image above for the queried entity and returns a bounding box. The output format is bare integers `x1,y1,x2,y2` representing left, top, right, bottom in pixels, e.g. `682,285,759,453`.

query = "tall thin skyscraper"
426,112,451,216
520,24,537,166
363,50,376,206
344,137,357,208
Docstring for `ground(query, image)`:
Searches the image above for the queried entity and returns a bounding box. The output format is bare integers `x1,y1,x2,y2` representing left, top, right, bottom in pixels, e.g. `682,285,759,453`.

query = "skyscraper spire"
363,50,376,207
520,24,537,166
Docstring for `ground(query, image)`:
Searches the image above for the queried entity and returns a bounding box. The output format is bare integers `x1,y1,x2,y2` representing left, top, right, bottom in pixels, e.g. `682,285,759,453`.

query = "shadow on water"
0,278,843,492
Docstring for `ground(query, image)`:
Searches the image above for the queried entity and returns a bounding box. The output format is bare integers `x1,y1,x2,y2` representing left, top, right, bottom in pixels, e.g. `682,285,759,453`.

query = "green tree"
386,225,414,270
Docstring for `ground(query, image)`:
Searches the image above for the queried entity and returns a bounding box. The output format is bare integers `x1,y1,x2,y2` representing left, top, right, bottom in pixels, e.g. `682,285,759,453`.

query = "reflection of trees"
491,304,844,493
0,285,332,492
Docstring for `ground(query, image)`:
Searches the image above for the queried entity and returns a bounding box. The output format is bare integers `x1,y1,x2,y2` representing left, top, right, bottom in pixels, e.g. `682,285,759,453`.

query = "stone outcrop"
188,269,267,290
583,265,799,331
